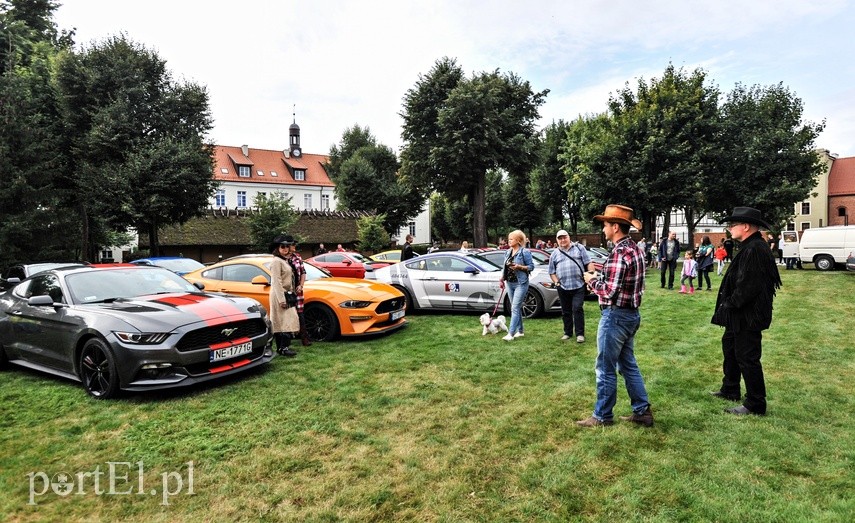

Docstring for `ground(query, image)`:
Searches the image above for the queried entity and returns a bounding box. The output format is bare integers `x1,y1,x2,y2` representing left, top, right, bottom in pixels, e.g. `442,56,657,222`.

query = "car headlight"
114,332,171,344
339,300,372,309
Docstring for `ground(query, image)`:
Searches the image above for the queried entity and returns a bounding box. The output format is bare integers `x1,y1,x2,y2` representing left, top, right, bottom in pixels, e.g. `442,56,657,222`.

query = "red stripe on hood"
150,294,249,326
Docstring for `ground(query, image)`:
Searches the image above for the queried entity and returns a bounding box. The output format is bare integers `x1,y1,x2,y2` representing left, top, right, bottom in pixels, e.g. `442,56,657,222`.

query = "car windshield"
153,258,205,273
349,253,370,263
304,262,331,280
66,268,200,304
461,254,501,272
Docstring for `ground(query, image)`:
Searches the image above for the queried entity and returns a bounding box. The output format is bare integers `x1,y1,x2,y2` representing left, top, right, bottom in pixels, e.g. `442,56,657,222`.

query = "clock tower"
289,109,301,157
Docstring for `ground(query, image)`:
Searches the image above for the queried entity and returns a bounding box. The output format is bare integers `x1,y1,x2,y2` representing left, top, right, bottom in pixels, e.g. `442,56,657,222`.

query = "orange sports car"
183,255,406,341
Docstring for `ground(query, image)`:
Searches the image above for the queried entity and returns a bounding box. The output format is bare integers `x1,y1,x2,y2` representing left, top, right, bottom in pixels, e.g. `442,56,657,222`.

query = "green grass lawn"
1,268,854,522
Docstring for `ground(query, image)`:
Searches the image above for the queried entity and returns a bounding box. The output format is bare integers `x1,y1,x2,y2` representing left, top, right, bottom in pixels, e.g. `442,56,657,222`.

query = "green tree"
400,57,547,247
248,192,299,252
54,34,216,259
710,83,825,228
327,125,423,233
356,214,390,253
530,120,571,227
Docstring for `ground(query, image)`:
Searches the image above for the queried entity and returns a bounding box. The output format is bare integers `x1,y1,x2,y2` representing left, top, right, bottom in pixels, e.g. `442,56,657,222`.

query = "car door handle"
10,310,23,315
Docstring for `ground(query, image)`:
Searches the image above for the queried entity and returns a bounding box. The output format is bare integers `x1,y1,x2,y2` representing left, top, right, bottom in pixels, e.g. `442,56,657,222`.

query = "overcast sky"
53,0,855,158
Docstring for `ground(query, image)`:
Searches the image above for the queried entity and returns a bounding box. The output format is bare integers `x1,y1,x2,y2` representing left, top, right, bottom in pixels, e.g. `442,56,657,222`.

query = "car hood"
306,277,402,300
77,293,262,332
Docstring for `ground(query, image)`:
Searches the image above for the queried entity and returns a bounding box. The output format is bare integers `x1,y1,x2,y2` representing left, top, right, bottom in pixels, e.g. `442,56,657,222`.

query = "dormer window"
294,169,305,181
238,166,250,177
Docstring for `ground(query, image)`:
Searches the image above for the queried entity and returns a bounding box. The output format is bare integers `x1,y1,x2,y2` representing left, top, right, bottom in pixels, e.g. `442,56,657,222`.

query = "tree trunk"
149,221,160,257
80,204,91,263
685,207,695,251
660,209,672,242
472,172,487,247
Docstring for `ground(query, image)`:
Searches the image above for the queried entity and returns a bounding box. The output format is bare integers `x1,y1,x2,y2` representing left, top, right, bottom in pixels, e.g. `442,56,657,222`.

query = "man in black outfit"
400,234,415,261
723,236,735,262
710,207,781,416
658,231,680,289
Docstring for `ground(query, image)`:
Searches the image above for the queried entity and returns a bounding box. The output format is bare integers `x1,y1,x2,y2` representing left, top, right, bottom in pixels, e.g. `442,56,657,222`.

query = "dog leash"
491,287,505,318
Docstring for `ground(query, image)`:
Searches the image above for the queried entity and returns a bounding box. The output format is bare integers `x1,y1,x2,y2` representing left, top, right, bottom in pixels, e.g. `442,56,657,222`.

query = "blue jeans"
506,281,528,335
592,308,650,421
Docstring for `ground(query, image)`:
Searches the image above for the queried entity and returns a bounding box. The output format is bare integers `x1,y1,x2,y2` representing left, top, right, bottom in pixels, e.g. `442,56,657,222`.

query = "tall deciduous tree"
327,125,422,234
710,83,825,228
400,57,547,247
530,120,571,227
54,34,216,259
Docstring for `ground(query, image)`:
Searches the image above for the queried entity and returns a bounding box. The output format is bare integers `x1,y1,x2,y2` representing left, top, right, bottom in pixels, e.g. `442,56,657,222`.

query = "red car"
305,252,391,279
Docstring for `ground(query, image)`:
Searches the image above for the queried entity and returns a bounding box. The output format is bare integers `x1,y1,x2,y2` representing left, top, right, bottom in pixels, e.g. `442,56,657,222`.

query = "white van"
788,226,855,271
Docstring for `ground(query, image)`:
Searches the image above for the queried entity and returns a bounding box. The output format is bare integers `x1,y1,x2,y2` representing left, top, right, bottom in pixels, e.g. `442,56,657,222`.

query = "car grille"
176,319,268,352
375,297,405,314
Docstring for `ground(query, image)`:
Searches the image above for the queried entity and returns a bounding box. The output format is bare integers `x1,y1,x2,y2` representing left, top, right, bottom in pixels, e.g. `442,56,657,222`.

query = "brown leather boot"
300,328,312,346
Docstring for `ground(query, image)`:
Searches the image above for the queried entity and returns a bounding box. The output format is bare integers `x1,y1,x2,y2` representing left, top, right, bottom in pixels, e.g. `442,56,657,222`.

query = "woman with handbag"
696,235,715,291
269,235,300,357
500,230,534,341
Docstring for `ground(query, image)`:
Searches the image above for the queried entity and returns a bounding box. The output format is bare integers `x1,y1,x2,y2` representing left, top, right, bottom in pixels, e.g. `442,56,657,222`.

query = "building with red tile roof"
827,155,855,226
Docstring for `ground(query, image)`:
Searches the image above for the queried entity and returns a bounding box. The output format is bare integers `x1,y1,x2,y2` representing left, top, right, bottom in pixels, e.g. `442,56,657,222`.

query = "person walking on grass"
269,235,300,357
500,230,534,342
658,231,680,289
696,235,714,290
577,204,653,428
679,250,698,294
709,207,781,416
548,229,593,343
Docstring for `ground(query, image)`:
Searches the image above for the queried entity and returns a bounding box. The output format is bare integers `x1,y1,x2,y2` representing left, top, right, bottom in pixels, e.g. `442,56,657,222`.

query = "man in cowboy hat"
577,204,654,428
710,207,781,415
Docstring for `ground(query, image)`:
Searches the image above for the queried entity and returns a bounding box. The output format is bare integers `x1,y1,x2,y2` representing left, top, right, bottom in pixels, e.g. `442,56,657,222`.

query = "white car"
374,251,560,318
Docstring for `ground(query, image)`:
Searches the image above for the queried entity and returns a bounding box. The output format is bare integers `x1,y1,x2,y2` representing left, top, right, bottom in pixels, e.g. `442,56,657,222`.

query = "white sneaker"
513,332,524,338
561,335,571,341
576,335,585,343
502,334,514,341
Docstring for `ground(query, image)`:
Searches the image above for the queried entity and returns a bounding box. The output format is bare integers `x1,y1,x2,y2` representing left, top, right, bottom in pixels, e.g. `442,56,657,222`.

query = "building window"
100,250,113,262
304,194,312,209
838,207,847,217
238,166,250,177
801,202,810,215
237,191,247,208
408,221,416,237
220,168,229,174
801,222,810,231
271,171,278,177
254,192,266,205
321,194,330,211
256,170,264,176
786,222,795,231
294,169,305,181
215,189,226,207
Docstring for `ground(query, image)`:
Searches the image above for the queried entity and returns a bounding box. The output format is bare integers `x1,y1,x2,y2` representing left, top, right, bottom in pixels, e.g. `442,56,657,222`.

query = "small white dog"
479,313,508,335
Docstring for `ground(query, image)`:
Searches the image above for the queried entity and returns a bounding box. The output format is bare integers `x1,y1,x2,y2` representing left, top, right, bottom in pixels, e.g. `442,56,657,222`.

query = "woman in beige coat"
270,236,301,357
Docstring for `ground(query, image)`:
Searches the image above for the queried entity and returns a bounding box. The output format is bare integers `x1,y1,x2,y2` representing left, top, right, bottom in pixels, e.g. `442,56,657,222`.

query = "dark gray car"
0,265,273,398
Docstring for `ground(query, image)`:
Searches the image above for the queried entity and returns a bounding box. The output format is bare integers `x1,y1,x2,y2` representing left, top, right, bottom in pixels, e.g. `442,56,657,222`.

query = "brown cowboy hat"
593,204,643,230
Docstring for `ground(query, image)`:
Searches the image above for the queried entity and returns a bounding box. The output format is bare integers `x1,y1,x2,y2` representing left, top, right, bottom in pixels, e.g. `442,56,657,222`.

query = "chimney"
241,145,249,156
283,149,290,158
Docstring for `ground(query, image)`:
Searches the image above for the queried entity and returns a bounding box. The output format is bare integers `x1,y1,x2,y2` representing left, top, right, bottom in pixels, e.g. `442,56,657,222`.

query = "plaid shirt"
286,253,307,313
548,243,591,290
589,236,645,308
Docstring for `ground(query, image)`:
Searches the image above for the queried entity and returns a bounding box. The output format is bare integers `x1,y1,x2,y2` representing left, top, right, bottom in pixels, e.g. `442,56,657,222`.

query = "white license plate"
390,309,405,321
210,341,253,362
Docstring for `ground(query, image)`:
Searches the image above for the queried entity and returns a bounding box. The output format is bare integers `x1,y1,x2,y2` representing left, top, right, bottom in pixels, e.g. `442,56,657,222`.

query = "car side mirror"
251,275,270,286
344,260,352,265
192,282,205,291
28,295,55,306
464,266,479,274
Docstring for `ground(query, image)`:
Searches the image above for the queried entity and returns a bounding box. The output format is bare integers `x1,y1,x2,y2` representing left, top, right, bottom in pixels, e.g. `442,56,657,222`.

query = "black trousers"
660,258,677,288
697,267,712,289
557,286,586,336
720,329,766,414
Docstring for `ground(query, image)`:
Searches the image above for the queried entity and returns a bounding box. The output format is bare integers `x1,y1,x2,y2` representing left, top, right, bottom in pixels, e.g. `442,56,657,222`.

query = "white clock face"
293,149,301,157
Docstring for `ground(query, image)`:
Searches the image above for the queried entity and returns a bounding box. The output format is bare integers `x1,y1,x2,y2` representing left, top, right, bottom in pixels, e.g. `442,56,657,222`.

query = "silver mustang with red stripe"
0,265,273,398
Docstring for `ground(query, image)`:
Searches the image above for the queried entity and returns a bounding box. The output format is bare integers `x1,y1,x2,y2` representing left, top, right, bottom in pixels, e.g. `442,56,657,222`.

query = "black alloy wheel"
503,288,545,319
304,304,340,342
79,338,120,399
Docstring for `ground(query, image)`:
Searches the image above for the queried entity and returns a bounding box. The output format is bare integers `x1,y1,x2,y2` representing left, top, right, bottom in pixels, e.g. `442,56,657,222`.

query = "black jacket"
711,231,781,332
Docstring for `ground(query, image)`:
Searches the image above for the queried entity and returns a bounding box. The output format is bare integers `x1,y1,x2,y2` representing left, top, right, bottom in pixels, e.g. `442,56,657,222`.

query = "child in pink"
714,245,727,275
680,250,698,294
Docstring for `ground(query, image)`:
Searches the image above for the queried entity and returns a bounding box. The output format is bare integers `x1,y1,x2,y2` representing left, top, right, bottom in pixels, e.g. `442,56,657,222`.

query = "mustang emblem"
221,327,238,337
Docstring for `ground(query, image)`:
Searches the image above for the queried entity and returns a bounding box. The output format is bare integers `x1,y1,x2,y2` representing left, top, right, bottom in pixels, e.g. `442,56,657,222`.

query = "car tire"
78,338,120,399
815,255,835,271
304,304,340,342
393,285,416,312
502,288,544,319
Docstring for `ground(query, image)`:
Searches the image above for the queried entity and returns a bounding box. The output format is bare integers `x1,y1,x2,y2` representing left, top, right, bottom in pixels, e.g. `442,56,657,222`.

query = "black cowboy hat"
268,234,296,252
718,207,771,230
